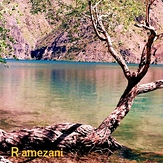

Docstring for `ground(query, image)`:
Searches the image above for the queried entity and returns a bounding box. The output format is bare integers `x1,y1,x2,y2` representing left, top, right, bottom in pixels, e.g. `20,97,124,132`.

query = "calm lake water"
0,60,163,153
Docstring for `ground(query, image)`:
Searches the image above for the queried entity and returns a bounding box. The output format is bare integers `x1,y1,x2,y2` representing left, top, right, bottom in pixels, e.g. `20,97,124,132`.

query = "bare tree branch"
89,1,131,80
92,0,103,9
89,1,106,41
145,0,156,26
138,79,163,95
134,0,157,81
89,0,163,142
137,27,157,78
156,32,163,41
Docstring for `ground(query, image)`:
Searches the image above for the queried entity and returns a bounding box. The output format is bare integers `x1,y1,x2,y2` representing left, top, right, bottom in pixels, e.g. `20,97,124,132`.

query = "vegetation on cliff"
0,0,163,63
30,0,146,62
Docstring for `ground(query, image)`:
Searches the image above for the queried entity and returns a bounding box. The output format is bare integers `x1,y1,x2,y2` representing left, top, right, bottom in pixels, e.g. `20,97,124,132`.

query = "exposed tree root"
0,123,121,155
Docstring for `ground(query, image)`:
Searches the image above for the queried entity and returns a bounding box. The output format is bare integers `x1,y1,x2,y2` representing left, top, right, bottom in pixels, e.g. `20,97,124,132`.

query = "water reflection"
0,61,163,153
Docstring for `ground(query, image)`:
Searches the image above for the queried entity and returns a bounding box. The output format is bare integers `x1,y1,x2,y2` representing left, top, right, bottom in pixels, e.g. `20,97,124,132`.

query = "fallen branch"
0,123,121,154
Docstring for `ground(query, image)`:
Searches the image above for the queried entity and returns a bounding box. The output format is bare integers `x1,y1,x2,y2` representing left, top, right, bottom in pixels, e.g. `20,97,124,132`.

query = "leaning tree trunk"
0,84,138,155
1,0,163,162
0,78,162,156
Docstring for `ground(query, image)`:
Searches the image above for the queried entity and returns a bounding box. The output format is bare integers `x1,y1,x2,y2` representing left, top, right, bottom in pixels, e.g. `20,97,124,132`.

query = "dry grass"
1,146,163,163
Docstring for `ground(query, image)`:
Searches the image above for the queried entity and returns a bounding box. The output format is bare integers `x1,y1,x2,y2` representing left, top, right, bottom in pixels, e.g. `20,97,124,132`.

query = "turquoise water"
0,60,163,153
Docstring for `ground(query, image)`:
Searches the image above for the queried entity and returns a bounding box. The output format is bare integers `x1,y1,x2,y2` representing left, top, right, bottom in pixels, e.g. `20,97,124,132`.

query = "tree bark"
0,123,121,155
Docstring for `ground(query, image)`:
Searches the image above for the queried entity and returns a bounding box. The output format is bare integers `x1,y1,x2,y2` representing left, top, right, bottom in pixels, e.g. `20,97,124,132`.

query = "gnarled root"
0,123,121,155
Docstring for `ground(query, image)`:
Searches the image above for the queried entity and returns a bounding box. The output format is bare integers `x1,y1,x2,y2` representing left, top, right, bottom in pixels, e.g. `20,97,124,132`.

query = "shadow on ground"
117,146,163,162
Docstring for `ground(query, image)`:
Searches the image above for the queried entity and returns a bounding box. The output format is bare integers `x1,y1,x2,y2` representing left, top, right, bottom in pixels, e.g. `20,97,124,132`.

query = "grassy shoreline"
1,146,163,163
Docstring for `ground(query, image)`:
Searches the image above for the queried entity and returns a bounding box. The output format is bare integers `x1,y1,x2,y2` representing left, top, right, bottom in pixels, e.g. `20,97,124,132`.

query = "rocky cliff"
2,0,163,63
1,0,52,59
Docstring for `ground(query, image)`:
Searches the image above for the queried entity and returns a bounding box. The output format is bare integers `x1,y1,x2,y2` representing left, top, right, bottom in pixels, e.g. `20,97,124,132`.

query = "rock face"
3,0,163,63
3,0,52,59
6,15,30,59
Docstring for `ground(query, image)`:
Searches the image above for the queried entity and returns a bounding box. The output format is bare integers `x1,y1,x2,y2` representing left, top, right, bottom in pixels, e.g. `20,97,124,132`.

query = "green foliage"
91,0,145,32
29,0,145,60
30,0,88,26
0,2,15,61
30,0,51,14
0,56,7,63
29,0,144,33
0,1,20,63
0,0,146,62
0,0,145,61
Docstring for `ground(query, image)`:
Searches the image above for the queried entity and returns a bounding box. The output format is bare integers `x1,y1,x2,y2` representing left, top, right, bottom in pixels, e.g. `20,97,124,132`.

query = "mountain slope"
1,0,163,63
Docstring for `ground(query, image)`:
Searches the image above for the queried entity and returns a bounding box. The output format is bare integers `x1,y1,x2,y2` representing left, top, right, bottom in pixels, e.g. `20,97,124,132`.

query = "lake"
0,60,163,154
